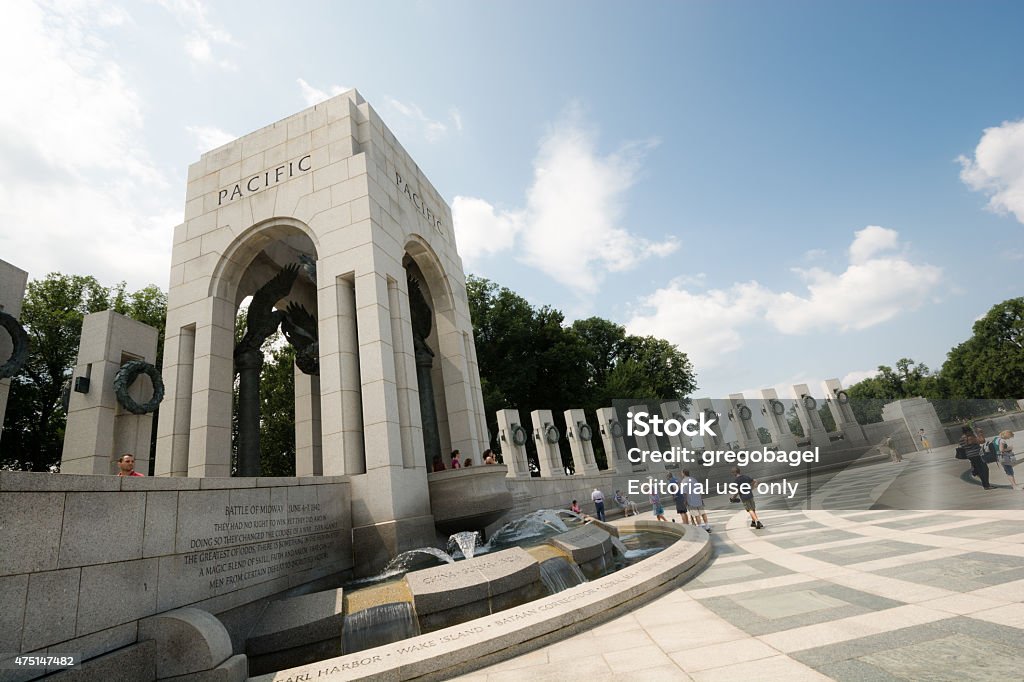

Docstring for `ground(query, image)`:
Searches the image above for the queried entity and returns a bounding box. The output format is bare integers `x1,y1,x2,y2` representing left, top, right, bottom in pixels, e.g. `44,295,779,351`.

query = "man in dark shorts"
733,467,762,529
667,473,688,523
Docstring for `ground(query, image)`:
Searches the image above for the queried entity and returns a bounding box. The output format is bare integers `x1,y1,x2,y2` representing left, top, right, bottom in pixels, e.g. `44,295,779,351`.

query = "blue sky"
2,1,1022,398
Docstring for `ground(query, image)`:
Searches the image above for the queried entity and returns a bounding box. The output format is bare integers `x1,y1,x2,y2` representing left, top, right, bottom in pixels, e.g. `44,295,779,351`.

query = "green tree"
466,275,697,471
942,297,1024,399
258,343,297,476
1,274,166,471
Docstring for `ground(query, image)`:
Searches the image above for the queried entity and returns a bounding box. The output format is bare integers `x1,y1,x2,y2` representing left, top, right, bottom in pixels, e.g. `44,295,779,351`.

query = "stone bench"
245,588,345,676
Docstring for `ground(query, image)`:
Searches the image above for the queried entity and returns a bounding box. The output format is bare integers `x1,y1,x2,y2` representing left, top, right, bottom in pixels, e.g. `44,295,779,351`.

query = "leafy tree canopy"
1,274,166,471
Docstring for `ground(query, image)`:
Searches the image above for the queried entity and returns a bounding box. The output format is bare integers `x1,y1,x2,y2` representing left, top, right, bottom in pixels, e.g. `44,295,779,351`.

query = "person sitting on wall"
614,490,638,516
483,449,497,464
570,499,582,514
117,454,144,477
432,454,446,472
450,449,462,469
464,458,473,467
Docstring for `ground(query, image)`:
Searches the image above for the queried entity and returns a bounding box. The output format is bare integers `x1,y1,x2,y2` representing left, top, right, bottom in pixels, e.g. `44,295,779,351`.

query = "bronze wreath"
113,360,165,414
545,424,560,444
738,405,752,421
511,424,528,446
802,395,817,411
609,420,624,438
578,423,593,441
0,311,30,379
770,400,785,416
836,390,850,405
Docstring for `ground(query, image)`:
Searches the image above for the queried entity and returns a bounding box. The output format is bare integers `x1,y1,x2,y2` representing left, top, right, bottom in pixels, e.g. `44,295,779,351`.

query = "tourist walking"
918,428,931,453
732,467,763,529
650,485,667,522
997,430,1018,489
667,473,688,523
883,435,902,463
959,425,992,490
591,487,606,521
681,469,711,532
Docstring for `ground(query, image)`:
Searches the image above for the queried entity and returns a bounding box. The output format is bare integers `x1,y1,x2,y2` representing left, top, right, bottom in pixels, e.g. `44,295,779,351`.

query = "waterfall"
539,557,586,594
342,602,419,655
447,531,480,559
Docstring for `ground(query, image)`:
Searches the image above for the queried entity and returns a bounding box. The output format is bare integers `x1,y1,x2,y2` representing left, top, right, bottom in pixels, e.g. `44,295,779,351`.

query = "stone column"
657,401,686,471
629,403,666,473
881,398,948,450
760,388,798,450
792,384,829,448
186,297,235,477
0,259,28,443
822,378,866,443
530,409,564,477
495,408,530,478
564,408,600,475
294,369,323,476
728,393,761,449
61,311,159,475
317,273,365,476
693,398,726,451
596,406,630,474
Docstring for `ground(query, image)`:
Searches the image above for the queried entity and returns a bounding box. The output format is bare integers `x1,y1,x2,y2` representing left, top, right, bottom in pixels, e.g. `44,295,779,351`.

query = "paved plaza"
455,446,1024,681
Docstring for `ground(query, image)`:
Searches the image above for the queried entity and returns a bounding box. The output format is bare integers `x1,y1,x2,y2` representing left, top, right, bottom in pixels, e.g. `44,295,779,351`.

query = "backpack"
987,438,1000,457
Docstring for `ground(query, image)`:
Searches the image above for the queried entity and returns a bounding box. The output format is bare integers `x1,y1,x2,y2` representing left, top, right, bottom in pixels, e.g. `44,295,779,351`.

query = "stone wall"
0,472,352,677
944,411,1024,444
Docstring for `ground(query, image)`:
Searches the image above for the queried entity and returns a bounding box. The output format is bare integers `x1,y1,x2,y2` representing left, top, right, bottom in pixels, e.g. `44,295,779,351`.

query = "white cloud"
297,78,350,107
958,118,1024,224
451,197,524,262
383,97,463,143
626,228,941,368
0,0,177,290
841,369,879,387
156,0,238,69
453,110,678,295
848,225,899,264
185,125,236,153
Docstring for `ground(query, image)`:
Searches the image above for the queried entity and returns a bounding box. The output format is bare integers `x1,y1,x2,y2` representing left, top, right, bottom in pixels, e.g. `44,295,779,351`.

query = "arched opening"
213,218,321,477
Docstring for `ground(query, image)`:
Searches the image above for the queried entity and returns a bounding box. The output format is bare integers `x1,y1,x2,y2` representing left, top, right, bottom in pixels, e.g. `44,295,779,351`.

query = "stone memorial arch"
155,89,488,561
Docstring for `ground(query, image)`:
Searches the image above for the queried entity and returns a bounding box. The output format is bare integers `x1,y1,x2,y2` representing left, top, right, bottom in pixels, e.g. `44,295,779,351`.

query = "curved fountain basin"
427,465,514,534
251,521,711,681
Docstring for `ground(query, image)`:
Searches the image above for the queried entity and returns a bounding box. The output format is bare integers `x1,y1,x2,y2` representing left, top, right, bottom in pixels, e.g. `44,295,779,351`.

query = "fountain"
447,531,481,559
341,603,419,655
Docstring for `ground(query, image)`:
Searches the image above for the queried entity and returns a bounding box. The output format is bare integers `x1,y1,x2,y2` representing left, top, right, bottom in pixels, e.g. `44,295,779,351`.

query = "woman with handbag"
997,430,1018,490
959,425,992,490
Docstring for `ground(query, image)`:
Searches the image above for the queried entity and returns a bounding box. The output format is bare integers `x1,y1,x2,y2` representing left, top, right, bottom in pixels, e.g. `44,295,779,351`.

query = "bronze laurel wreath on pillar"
0,311,29,379
113,360,165,414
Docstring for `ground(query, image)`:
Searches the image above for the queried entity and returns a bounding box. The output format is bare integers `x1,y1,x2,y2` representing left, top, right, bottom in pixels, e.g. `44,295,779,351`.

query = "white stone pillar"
496,409,530,478
318,273,365,476
0,260,28,443
728,393,761,449
760,388,798,450
881,398,948,450
792,384,829,448
629,403,666,473
822,378,866,443
693,398,726,451
564,408,600,475
597,406,630,474
186,297,235,477
530,409,563,477
657,401,686,471
61,311,159,475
